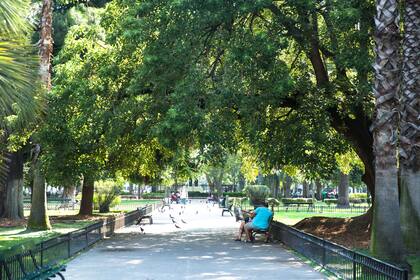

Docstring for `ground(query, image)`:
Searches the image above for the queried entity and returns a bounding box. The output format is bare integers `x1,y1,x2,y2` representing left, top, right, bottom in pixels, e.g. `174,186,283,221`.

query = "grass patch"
273,211,361,225
408,255,420,280
0,220,94,258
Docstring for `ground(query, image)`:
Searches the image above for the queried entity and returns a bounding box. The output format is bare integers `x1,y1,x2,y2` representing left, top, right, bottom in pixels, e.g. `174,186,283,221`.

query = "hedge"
142,192,165,199
223,192,246,197
324,199,338,205
281,198,315,204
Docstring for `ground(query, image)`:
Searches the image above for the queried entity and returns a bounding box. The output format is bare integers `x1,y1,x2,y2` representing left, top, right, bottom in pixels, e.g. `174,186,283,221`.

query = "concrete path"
64,200,326,280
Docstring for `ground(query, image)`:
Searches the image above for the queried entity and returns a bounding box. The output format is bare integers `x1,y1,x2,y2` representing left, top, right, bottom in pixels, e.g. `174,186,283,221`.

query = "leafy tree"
0,0,39,221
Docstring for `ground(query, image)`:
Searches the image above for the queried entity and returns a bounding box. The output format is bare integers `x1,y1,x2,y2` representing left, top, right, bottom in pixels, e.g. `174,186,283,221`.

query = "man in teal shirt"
235,203,273,242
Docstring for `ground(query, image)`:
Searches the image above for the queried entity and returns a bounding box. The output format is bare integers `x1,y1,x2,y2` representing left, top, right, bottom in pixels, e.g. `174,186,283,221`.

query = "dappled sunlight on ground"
64,201,326,280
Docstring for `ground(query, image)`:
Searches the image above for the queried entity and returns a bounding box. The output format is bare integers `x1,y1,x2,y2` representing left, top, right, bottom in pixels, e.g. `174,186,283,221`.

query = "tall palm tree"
0,0,38,122
27,0,53,230
399,0,420,253
370,0,405,262
0,1,39,220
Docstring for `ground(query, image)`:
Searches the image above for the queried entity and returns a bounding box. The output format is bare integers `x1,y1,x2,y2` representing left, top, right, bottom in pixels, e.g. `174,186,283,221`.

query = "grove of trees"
0,0,418,265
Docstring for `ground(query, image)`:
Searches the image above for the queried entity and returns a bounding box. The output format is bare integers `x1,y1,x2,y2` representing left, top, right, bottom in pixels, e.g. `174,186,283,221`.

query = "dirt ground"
294,211,372,249
0,212,122,228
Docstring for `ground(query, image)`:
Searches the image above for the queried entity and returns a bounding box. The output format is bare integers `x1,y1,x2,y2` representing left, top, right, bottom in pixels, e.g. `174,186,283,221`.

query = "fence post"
67,233,71,258
85,228,88,247
353,251,357,280
403,269,409,280
40,242,44,266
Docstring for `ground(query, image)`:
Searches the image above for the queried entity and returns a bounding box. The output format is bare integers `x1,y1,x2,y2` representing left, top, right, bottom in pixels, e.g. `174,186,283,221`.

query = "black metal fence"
271,221,408,280
0,205,156,280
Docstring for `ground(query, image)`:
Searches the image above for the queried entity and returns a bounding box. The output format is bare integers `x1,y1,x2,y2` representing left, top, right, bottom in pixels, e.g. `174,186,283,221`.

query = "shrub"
324,199,338,205
223,192,246,197
349,193,368,199
349,193,370,204
281,198,315,204
187,191,208,197
244,185,270,206
94,180,122,213
142,192,165,199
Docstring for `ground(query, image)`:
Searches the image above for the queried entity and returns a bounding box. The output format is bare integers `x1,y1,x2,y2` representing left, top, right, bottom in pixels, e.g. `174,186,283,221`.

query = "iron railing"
270,221,408,280
0,205,156,280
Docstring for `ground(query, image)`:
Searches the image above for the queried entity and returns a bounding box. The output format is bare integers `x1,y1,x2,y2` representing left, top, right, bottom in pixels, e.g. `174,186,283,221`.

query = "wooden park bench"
2,250,66,280
135,206,153,225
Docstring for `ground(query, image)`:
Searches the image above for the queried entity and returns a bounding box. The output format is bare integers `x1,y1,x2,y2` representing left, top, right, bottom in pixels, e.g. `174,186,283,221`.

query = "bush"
349,193,370,204
142,192,165,199
94,180,122,213
223,192,246,197
349,193,368,199
324,199,338,205
187,191,208,197
281,198,315,204
244,185,270,206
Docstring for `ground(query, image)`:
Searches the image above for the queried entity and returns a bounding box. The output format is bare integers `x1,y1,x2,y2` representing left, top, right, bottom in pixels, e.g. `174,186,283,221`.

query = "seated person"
234,203,273,242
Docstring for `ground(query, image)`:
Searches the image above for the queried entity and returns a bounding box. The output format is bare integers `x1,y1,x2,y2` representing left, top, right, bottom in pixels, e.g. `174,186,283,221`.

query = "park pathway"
63,200,326,280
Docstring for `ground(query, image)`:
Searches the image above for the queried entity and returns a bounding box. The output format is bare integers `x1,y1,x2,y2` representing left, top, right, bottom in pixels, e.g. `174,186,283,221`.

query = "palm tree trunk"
399,0,420,254
27,0,53,231
370,0,405,263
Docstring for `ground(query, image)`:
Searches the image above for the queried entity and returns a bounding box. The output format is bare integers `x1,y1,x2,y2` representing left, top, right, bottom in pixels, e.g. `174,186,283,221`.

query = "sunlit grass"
273,211,362,225
408,255,420,280
0,221,94,257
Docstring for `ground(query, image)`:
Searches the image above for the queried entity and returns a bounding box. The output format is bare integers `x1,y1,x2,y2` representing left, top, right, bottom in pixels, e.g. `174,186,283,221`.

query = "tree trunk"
302,181,309,198
273,174,280,198
79,175,94,215
1,151,25,220
128,183,134,195
284,175,292,198
62,185,75,201
137,184,144,199
337,172,350,207
370,0,405,263
27,145,51,230
399,0,420,254
27,0,54,231
315,180,323,200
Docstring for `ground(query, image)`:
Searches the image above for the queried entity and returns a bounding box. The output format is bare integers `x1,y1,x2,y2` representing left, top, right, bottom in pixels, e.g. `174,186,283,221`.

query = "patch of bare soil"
294,211,372,249
0,218,27,227
51,213,123,222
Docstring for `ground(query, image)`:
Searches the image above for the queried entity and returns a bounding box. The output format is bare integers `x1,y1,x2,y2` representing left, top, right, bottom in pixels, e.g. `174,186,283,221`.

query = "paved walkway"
64,201,326,280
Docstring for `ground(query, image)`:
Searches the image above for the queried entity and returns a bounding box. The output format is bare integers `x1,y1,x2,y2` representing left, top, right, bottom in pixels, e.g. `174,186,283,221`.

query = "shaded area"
64,202,326,279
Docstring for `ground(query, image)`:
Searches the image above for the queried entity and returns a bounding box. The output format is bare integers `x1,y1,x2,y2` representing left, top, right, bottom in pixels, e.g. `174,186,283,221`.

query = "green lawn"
408,256,420,280
0,221,94,258
273,211,362,225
